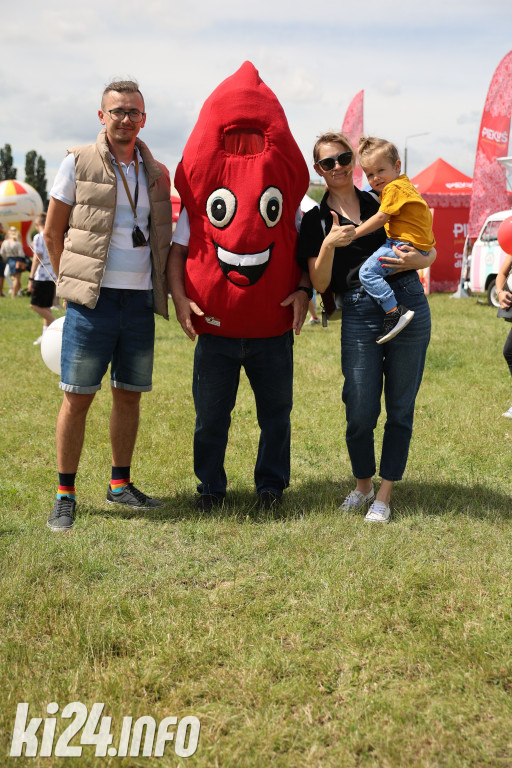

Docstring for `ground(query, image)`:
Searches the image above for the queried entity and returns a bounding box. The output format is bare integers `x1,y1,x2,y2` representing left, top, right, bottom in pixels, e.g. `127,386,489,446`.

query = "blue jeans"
192,332,294,497
61,288,155,394
359,240,429,313
340,271,430,481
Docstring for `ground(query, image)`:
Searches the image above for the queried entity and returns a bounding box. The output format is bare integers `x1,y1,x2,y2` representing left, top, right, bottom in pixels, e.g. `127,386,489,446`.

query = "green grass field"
2,286,512,767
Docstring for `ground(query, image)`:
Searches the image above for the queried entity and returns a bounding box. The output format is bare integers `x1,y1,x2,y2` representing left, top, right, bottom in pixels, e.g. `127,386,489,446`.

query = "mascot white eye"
259,186,283,228
206,188,237,228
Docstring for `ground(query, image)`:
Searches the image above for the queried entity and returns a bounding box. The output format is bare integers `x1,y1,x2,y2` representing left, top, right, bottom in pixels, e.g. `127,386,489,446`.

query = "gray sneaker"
47,497,76,531
106,483,163,509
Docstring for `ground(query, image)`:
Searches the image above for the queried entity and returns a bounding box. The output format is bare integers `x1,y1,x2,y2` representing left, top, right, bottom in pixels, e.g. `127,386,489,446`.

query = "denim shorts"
60,288,155,394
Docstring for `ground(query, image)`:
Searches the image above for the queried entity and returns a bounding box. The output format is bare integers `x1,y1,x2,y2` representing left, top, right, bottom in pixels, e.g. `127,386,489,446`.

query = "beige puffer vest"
56,129,172,318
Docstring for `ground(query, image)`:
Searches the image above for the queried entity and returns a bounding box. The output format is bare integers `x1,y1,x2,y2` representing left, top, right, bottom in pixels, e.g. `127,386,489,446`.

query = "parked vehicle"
468,209,512,306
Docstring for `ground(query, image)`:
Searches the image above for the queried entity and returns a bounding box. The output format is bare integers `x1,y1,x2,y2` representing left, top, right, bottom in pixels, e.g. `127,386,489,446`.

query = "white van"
468,209,512,306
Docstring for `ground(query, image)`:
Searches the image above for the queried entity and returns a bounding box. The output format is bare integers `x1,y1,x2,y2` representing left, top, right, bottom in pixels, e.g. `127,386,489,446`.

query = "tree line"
0,143,48,208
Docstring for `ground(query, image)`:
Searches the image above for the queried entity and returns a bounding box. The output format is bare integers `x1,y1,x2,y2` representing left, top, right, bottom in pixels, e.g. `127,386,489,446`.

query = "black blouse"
298,188,387,294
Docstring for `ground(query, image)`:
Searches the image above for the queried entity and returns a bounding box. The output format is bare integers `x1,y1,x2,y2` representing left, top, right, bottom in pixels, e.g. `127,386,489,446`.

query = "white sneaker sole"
364,512,390,523
377,309,415,344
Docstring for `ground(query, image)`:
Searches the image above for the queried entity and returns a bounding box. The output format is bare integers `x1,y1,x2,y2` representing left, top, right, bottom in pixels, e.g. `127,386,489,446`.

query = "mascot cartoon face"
206,182,282,287
175,61,309,338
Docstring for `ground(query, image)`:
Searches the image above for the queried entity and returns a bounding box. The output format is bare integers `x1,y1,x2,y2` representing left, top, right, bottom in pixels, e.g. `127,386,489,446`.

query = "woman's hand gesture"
325,212,356,248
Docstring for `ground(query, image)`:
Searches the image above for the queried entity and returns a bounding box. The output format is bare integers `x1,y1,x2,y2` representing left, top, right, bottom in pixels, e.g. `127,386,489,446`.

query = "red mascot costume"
174,60,309,337
170,62,310,509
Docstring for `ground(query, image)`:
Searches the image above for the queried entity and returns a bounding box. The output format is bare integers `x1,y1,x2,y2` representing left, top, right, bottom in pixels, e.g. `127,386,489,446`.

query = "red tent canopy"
410,159,473,292
411,158,472,208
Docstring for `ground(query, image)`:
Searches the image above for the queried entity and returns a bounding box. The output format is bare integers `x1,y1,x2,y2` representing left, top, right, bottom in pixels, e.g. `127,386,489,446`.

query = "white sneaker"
502,405,512,419
365,500,391,523
339,487,375,512
33,335,43,345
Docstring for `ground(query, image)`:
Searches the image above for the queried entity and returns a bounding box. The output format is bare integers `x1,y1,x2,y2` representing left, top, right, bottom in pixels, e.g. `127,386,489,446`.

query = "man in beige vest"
44,79,172,531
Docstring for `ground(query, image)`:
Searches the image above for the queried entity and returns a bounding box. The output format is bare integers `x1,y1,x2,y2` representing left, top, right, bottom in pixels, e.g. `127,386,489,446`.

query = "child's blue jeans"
359,239,429,313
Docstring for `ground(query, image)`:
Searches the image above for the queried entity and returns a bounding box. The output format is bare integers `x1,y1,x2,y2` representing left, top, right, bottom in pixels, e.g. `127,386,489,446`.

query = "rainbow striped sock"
111,466,130,494
110,478,130,494
57,485,76,500
57,472,76,500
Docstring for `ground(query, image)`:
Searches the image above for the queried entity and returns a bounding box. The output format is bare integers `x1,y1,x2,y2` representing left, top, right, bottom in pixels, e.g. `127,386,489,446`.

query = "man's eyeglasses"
107,109,145,123
317,151,353,172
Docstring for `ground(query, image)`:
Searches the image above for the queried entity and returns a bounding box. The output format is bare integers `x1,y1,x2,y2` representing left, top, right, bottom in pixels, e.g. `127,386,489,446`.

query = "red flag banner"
342,90,364,189
468,51,512,238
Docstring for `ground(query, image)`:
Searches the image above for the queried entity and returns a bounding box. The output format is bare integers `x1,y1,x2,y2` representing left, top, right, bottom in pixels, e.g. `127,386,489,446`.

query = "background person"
298,132,436,523
1,226,27,298
307,293,321,325
44,79,172,532
495,253,512,418
0,223,5,296
28,213,57,344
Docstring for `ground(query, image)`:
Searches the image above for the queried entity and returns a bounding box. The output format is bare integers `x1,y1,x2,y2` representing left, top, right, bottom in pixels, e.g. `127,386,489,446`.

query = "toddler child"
353,136,435,343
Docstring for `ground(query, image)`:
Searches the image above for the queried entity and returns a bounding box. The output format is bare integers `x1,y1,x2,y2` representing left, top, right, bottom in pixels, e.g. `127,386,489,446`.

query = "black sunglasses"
317,151,353,172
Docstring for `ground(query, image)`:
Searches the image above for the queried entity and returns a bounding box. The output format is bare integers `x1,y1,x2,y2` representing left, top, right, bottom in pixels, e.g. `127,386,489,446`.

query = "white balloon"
41,315,65,375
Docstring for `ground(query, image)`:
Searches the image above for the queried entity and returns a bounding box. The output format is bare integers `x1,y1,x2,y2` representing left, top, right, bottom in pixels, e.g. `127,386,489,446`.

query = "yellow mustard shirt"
379,174,436,251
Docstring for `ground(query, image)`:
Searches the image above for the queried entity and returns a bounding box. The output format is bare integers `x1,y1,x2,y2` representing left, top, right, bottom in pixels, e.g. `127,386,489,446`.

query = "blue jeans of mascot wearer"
359,239,430,314
340,271,431,481
192,331,294,498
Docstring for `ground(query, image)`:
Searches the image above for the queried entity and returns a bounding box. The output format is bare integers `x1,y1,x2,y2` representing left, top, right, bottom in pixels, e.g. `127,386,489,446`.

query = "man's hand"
173,294,204,340
280,288,309,335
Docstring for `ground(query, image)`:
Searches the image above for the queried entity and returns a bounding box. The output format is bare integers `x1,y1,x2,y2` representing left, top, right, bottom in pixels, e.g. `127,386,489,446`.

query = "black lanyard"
116,154,147,248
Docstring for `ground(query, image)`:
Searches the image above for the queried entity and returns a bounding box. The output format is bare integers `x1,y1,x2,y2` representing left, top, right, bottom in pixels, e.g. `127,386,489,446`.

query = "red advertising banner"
342,90,364,189
468,51,512,238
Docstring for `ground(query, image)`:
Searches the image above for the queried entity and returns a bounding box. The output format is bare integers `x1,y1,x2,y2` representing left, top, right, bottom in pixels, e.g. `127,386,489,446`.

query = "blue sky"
2,0,511,189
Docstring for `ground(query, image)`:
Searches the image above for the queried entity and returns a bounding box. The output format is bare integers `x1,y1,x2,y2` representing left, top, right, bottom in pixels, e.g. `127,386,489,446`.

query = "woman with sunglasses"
298,132,436,523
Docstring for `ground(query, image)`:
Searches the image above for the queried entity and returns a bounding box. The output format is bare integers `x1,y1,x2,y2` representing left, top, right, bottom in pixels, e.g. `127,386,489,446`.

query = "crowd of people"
7,70,508,533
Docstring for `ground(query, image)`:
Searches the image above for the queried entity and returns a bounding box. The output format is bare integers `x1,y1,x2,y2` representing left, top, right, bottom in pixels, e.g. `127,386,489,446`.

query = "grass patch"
1,287,512,766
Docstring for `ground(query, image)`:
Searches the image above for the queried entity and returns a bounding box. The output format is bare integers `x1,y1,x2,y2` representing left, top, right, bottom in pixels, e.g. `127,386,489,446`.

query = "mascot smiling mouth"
214,241,273,286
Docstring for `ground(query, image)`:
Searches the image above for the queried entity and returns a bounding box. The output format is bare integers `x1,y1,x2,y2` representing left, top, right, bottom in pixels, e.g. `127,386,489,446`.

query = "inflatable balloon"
497,216,512,256
41,315,65,375
0,179,43,257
